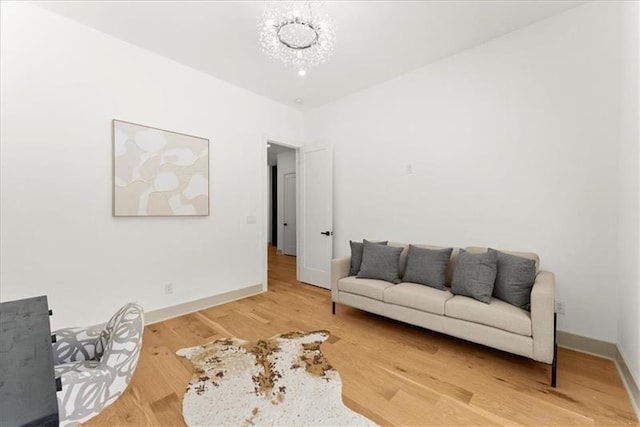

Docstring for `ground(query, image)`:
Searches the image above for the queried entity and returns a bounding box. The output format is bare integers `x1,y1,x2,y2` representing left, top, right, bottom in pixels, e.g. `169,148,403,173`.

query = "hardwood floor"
87,246,639,426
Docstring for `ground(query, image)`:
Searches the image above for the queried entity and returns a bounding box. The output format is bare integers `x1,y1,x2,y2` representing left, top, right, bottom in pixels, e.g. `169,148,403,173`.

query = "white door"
283,173,296,256
299,144,332,288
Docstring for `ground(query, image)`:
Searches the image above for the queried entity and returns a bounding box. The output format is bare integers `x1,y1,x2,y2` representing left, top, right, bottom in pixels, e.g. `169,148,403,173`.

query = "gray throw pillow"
451,249,498,303
491,249,537,310
349,239,388,276
402,245,452,290
357,241,403,284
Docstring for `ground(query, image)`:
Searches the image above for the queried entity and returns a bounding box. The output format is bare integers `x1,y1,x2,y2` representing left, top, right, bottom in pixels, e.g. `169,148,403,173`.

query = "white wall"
0,2,303,330
276,151,296,253
304,2,621,342
1,1,636,354
618,0,640,387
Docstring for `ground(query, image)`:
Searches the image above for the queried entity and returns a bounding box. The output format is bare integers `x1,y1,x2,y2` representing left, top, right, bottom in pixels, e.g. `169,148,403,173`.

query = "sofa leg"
551,312,558,388
332,301,336,315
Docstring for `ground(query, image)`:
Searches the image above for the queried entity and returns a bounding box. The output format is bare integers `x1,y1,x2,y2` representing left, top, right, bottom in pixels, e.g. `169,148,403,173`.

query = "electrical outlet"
164,283,174,295
555,301,566,315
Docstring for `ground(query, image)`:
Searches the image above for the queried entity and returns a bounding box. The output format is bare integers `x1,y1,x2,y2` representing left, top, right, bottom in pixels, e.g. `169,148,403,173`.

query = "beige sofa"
331,243,557,386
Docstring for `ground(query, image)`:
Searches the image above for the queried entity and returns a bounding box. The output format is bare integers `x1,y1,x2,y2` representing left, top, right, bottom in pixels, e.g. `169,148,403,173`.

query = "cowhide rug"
177,330,373,426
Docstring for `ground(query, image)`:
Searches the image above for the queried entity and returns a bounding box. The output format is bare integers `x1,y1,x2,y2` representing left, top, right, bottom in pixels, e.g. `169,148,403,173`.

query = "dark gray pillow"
349,239,388,276
491,249,537,310
357,241,403,284
451,249,498,303
402,246,452,290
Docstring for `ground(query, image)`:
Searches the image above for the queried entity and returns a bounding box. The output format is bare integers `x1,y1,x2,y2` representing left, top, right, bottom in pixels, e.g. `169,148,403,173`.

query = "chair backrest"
96,303,144,394
56,303,144,426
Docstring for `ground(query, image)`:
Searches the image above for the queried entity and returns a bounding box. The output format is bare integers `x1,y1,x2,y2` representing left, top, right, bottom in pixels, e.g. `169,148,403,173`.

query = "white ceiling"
34,1,582,111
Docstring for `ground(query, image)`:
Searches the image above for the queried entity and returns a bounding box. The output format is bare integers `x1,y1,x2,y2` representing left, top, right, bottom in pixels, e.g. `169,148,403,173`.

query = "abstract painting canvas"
113,120,209,216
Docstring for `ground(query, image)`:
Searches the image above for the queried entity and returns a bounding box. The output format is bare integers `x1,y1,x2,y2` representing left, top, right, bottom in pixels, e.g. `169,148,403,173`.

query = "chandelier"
258,1,335,76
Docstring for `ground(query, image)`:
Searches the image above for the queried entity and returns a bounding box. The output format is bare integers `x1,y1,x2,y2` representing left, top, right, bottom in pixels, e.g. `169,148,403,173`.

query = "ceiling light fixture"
258,1,335,76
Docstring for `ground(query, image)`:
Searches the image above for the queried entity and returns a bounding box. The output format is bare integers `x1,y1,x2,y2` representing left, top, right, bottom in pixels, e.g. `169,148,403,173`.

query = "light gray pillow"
349,239,388,276
451,249,498,303
357,241,403,284
491,249,537,310
402,245,452,290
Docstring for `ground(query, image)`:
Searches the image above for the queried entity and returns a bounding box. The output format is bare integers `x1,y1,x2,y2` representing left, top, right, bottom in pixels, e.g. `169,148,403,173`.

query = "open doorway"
267,142,297,258
262,140,333,290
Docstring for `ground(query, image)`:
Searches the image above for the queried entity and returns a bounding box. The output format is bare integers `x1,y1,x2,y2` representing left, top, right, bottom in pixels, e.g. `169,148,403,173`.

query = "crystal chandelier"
258,1,335,76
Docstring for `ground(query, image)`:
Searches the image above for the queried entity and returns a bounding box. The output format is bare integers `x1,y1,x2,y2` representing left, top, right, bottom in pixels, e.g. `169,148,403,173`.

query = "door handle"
320,231,333,236
284,223,288,226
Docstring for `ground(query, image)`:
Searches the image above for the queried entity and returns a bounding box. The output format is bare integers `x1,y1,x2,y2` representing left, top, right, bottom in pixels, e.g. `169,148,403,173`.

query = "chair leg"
332,301,336,315
551,312,558,387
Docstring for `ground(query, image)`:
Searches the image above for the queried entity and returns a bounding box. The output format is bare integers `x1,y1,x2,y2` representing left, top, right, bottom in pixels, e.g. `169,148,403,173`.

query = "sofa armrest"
331,256,351,302
531,270,555,364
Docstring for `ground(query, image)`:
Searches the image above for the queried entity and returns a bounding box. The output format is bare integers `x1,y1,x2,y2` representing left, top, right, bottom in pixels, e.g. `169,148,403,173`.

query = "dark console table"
0,296,59,426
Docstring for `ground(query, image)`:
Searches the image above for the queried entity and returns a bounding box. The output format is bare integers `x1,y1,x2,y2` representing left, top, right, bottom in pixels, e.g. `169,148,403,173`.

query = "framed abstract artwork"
112,119,209,216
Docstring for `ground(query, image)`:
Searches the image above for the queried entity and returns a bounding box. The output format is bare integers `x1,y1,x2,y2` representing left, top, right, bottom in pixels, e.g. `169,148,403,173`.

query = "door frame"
260,134,301,291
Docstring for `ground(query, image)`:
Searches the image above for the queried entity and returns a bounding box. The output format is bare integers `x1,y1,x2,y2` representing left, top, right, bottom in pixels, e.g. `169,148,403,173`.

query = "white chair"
52,303,144,426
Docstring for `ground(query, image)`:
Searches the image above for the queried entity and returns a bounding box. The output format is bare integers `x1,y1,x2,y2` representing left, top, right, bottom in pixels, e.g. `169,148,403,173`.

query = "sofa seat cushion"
338,276,394,300
384,283,454,315
445,295,532,336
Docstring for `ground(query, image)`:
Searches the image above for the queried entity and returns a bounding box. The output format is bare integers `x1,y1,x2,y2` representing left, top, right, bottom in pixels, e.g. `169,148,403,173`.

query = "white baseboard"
558,330,639,418
557,330,617,358
616,346,640,419
145,284,264,325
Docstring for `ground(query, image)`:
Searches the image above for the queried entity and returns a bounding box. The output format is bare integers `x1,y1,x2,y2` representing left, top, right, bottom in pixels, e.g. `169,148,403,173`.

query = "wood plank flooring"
87,246,638,426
